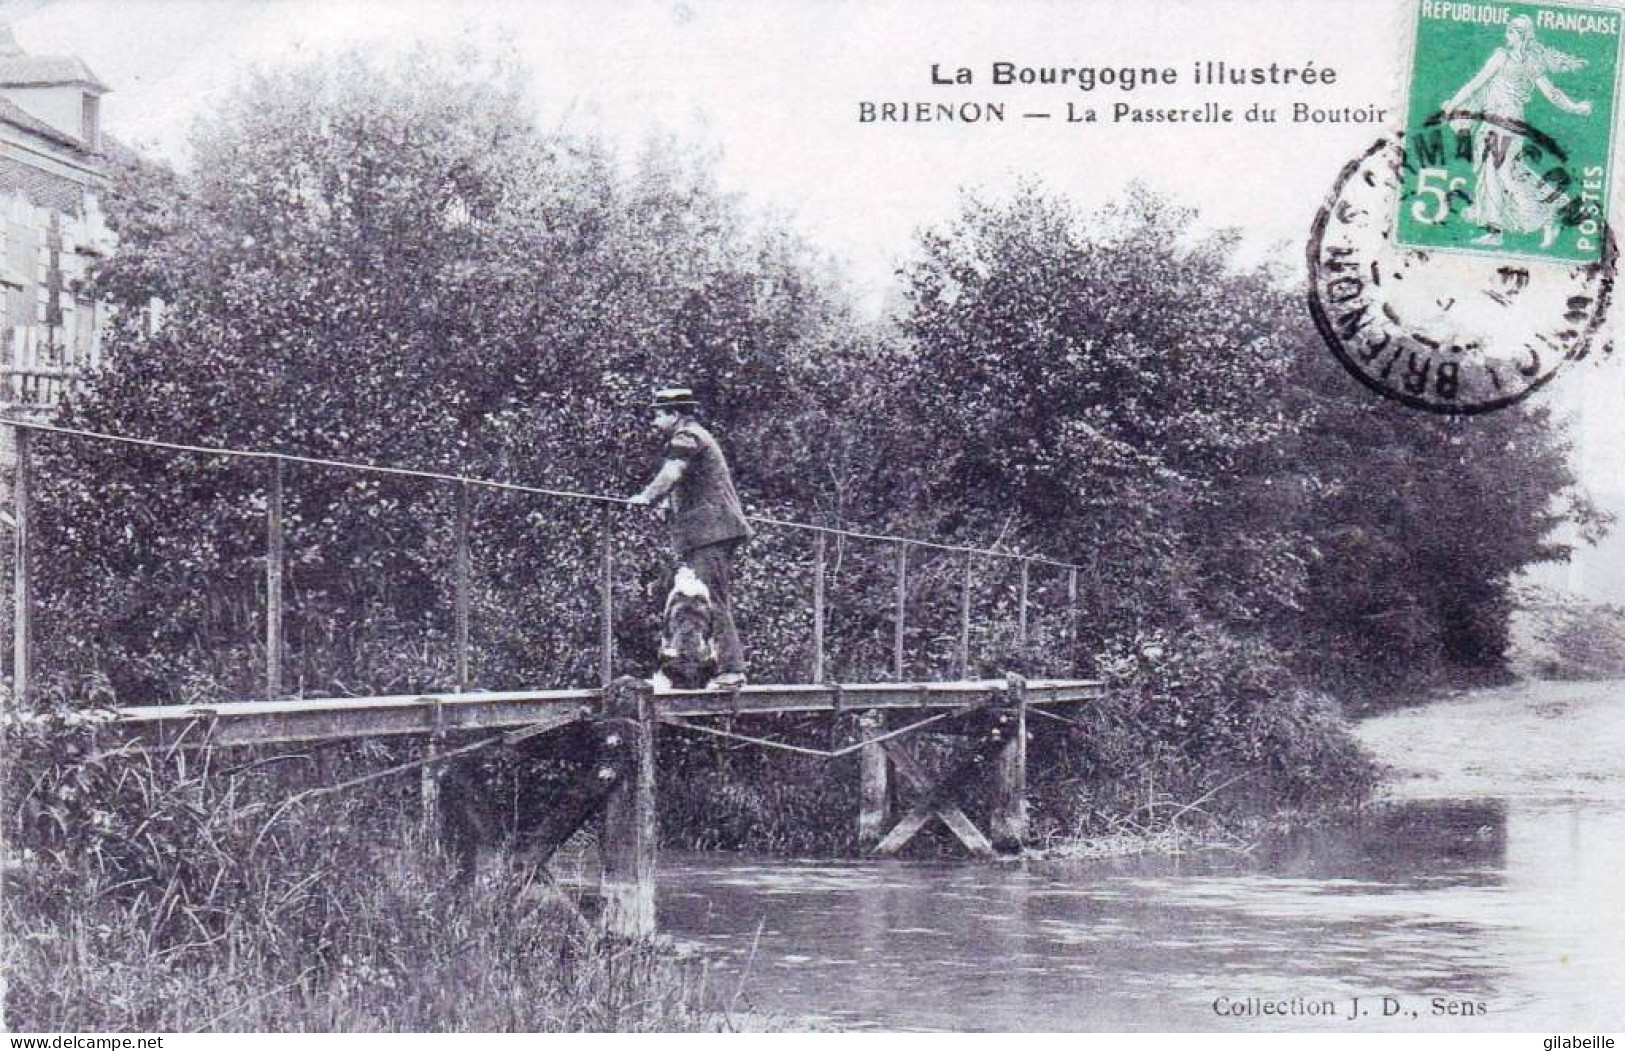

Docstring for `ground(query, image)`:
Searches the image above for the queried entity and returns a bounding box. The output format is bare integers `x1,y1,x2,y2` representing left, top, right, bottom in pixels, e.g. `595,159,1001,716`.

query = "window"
82,94,100,150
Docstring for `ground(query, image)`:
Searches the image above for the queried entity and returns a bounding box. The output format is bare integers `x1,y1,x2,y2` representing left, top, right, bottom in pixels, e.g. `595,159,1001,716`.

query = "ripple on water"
656,684,1625,1030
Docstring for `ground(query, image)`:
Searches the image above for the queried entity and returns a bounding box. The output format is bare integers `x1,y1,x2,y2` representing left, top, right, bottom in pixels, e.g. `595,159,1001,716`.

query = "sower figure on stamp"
1442,14,1593,249
630,387,753,689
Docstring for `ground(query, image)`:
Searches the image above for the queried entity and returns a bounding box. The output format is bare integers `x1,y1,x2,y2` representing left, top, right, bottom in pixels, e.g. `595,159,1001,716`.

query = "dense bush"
892,183,1604,692
1019,626,1377,846
37,45,862,704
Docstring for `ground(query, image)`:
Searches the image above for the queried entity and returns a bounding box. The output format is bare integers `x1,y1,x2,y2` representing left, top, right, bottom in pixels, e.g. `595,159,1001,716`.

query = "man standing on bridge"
629,387,752,688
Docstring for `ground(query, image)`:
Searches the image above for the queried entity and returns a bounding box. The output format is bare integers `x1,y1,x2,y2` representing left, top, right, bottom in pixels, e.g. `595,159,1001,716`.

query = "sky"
7,0,1413,291
6,0,1623,598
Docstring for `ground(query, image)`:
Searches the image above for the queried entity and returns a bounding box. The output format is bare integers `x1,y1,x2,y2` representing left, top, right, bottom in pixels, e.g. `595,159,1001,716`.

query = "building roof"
0,94,93,154
0,24,109,92
0,53,109,92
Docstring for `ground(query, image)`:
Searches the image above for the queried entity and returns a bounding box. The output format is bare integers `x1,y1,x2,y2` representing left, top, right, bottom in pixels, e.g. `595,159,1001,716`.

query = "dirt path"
1355,678,1625,802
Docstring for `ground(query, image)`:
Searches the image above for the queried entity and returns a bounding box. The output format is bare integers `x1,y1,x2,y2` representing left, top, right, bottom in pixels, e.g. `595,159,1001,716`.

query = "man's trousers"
683,539,745,675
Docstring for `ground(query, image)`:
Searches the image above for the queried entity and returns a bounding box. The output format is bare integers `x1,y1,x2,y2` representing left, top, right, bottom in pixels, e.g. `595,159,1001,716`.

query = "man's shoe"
708,672,747,689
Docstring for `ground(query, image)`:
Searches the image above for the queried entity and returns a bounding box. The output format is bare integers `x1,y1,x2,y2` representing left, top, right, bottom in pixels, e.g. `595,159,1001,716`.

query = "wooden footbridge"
3,419,1107,937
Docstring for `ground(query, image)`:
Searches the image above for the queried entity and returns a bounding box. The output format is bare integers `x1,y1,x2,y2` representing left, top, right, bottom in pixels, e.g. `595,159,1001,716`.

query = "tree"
1291,360,1609,688
896,184,1314,636
35,45,859,701
894,181,1605,691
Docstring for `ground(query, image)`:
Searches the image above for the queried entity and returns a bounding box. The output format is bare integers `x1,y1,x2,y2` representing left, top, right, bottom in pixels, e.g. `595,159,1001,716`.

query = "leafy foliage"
1289,380,1606,689
897,184,1311,634
887,183,1592,825
894,182,1602,693
40,46,858,701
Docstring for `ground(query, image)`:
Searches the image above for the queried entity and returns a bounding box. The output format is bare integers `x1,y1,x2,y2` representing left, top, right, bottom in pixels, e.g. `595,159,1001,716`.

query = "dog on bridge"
649,564,720,690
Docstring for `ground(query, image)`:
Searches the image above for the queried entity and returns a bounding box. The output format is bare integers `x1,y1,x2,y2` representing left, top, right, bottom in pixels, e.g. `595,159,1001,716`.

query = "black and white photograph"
1,0,1622,1036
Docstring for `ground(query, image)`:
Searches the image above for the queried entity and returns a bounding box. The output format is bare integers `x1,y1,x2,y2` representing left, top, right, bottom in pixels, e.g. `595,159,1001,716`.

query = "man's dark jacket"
664,420,752,555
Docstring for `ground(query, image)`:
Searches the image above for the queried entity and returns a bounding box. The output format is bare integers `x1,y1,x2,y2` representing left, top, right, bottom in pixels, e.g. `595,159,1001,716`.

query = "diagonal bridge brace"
449,676,658,938
869,685,1025,859
508,713,642,871
872,736,997,858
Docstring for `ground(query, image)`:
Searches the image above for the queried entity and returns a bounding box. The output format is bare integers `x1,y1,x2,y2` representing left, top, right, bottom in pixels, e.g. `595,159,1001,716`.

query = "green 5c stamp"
1398,0,1623,264
1305,0,1619,416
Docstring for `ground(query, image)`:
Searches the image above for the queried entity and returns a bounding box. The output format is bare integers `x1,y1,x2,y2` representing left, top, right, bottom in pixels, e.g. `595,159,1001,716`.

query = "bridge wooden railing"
2,418,1094,709
1,419,1108,938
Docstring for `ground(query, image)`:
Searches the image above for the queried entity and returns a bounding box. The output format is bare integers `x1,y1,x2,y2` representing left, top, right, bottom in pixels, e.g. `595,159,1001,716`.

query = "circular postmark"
1308,115,1615,415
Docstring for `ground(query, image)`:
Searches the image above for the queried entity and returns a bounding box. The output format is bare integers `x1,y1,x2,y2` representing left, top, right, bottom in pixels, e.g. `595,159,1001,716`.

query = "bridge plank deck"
82,679,1105,748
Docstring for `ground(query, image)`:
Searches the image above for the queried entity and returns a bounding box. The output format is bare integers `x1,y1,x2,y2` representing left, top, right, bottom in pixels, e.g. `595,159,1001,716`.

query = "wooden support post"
599,505,614,688
859,542,907,853
990,674,1029,853
1067,566,1079,665
811,530,826,682
11,425,30,709
419,697,445,835
1017,559,1030,647
893,544,907,680
456,483,471,691
958,553,972,680
266,457,284,700
857,708,889,852
424,482,471,833
599,675,657,938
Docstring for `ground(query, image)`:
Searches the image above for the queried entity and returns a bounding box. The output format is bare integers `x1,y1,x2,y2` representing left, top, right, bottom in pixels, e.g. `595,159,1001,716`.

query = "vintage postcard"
2,0,1623,1039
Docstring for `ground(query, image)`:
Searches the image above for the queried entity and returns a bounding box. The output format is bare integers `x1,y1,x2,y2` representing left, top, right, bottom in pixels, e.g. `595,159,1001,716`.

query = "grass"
4,840,751,1032
0,730,756,1034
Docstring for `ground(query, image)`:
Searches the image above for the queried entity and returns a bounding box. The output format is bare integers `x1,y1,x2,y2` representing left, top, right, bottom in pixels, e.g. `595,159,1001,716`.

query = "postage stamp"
1309,137,1616,414
1309,0,1621,414
1396,0,1622,264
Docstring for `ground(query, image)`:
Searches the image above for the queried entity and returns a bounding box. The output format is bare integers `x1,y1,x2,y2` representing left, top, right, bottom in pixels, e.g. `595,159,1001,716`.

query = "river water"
653,679,1625,1030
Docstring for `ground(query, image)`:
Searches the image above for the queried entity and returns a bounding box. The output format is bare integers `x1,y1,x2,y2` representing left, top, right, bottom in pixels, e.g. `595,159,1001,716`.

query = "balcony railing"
2,323,100,407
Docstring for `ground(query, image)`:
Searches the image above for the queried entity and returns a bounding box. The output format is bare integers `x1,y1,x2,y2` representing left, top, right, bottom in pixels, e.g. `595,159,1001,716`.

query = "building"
1,22,113,414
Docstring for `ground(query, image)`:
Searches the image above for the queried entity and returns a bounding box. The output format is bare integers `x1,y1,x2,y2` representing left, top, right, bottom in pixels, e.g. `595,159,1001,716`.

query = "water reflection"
657,795,1625,1030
